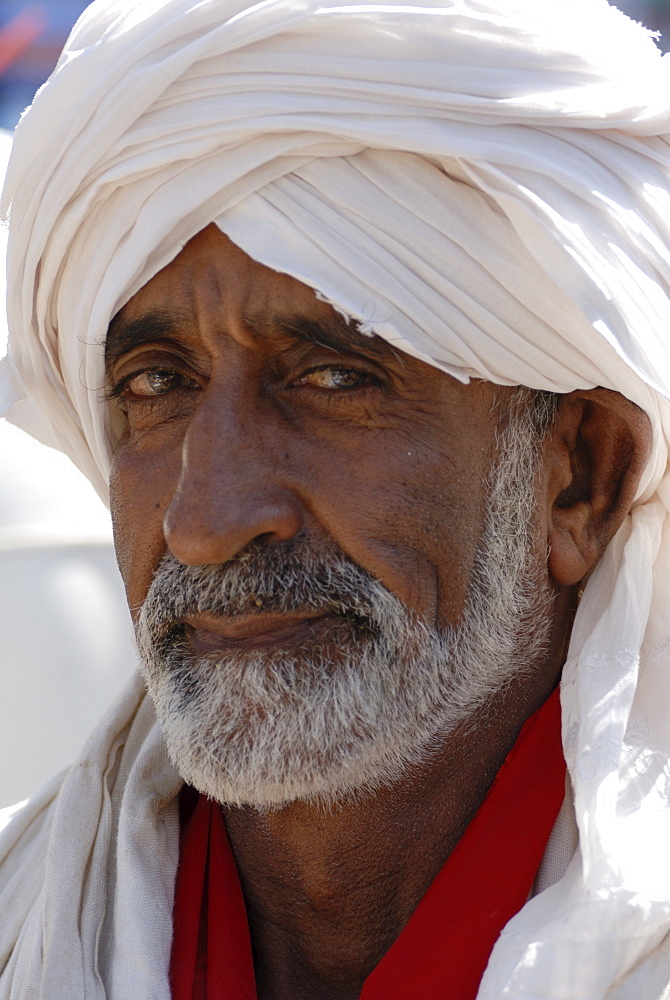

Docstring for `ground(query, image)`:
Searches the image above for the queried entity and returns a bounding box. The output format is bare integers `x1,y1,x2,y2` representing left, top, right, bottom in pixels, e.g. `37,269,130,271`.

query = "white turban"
2,0,670,996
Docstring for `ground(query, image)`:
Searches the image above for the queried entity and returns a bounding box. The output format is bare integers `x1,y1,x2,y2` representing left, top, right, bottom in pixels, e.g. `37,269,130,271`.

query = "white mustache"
139,539,405,644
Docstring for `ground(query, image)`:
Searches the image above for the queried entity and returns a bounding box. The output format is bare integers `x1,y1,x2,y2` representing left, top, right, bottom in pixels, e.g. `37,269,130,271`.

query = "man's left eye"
296,366,375,390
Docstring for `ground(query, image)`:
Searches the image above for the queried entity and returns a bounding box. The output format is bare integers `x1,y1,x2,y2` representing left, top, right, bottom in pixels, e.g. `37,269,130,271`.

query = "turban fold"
2,0,670,996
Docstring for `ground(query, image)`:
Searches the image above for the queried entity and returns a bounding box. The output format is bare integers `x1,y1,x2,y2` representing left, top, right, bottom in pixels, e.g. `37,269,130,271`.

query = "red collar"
171,688,565,999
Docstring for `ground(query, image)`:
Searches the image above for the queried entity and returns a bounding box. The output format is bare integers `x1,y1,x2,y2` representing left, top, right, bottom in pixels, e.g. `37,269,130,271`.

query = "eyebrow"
104,306,390,372
104,310,193,369
244,311,389,358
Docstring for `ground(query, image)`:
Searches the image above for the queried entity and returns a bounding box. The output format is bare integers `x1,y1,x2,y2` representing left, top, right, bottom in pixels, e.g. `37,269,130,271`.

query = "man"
1,0,670,997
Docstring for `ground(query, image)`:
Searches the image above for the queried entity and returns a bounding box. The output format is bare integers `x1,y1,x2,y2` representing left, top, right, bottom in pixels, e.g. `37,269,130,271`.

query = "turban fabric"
2,0,670,996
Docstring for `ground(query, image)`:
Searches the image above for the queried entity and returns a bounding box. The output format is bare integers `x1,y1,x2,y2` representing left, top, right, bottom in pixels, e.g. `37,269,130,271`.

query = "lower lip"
184,614,342,654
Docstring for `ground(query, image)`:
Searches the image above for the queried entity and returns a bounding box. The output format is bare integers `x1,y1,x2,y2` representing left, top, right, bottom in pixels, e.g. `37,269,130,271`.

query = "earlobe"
545,389,652,588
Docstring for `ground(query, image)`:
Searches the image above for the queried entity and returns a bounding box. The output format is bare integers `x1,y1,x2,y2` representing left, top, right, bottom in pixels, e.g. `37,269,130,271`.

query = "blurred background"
0,0,668,806
0,2,89,128
626,0,670,42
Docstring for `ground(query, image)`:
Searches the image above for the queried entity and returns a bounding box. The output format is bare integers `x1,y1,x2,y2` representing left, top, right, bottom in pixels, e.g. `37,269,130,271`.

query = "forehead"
106,224,390,364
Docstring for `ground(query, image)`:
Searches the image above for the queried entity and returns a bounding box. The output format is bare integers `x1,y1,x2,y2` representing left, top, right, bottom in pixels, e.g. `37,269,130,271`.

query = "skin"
106,225,652,1000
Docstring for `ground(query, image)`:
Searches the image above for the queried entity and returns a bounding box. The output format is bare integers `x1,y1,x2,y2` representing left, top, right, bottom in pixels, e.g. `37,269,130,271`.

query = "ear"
545,389,652,587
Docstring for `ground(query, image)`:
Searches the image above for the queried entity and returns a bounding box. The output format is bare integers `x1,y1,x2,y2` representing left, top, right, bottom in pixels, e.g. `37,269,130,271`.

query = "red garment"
171,688,565,1000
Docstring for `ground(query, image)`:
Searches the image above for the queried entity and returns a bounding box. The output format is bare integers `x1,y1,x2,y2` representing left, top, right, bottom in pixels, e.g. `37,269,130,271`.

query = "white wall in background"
0,126,137,807
0,419,137,807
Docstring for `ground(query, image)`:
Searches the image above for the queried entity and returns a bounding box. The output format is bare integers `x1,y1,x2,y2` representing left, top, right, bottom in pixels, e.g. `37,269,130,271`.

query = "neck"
222,662,563,1000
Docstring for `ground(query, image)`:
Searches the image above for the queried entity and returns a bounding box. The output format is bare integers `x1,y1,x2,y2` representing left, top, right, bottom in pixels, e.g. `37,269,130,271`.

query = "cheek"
109,444,179,617
299,433,491,628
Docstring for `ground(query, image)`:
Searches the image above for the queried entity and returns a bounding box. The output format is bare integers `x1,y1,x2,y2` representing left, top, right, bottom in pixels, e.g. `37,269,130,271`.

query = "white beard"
135,400,554,809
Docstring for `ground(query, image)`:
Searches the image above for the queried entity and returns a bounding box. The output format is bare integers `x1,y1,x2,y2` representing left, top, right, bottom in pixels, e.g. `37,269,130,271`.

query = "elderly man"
1,0,670,997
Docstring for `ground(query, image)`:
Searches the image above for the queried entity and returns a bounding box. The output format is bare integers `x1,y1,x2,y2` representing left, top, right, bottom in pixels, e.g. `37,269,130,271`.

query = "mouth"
182,610,345,654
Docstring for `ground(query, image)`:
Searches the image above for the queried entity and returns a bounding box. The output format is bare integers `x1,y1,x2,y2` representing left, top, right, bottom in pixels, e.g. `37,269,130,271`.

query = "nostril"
255,530,279,546
164,485,305,568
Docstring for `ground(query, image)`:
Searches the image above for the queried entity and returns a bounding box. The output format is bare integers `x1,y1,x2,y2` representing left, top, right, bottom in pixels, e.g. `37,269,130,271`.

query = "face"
106,225,551,807
108,225,500,624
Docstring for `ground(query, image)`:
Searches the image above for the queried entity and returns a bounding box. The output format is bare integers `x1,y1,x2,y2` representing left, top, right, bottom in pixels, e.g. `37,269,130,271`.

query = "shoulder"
0,773,64,979
606,931,670,999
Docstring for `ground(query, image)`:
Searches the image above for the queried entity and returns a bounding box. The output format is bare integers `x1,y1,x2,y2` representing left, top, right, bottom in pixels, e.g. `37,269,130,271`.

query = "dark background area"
0,0,667,131
623,0,670,40
0,2,89,128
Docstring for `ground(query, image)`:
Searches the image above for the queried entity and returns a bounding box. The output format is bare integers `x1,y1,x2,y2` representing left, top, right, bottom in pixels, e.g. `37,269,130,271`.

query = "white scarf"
2,0,670,996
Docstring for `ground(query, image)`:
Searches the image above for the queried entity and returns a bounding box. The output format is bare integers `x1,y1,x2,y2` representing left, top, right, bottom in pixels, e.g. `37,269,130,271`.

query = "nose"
163,388,304,566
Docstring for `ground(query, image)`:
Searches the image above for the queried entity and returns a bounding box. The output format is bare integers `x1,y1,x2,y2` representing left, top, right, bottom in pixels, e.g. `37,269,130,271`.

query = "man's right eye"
134,370,183,395
108,368,197,401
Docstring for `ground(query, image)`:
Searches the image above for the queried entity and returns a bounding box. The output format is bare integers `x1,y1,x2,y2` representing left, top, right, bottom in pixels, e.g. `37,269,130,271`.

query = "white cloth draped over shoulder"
2,0,670,996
